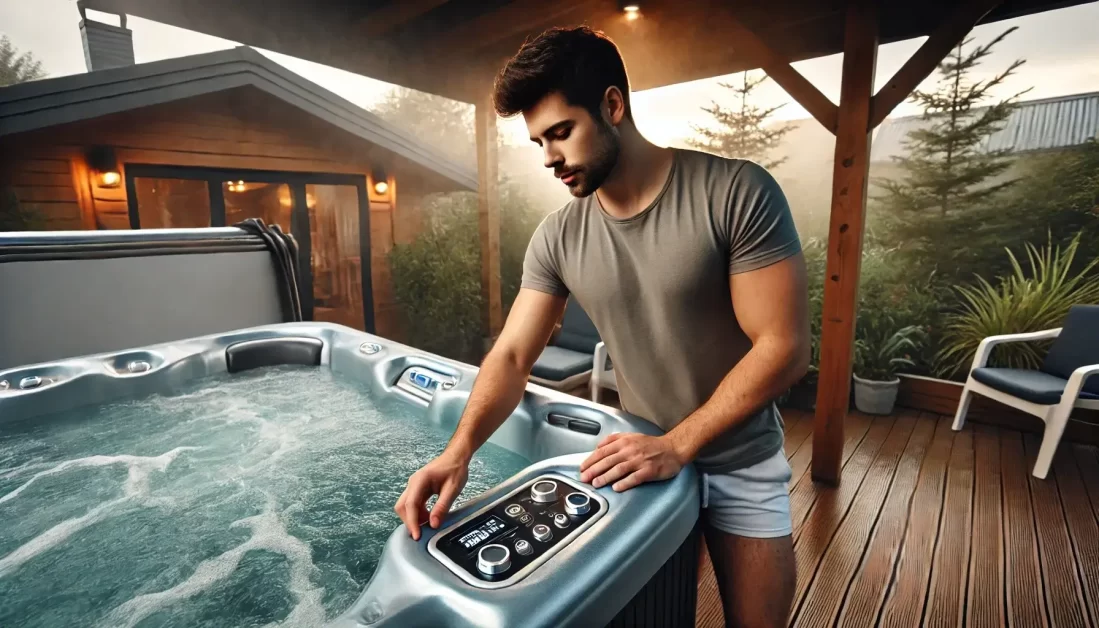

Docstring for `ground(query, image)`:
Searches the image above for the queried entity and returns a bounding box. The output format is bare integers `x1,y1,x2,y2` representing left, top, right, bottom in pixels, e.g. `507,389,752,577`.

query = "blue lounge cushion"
1041,304,1099,397
972,367,1099,405
531,346,592,382
556,299,601,354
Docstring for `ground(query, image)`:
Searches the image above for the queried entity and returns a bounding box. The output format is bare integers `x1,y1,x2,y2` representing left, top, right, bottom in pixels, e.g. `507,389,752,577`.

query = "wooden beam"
428,0,596,58
475,97,503,345
812,0,879,485
359,0,452,38
723,16,840,134
869,0,1002,129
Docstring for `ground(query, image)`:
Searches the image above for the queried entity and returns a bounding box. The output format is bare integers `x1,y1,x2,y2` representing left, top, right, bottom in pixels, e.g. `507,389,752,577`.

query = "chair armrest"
1064,363,1099,405
593,342,610,373
970,327,1062,370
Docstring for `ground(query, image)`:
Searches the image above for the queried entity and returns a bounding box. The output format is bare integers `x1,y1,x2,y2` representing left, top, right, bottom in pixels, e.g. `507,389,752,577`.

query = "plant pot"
852,374,900,415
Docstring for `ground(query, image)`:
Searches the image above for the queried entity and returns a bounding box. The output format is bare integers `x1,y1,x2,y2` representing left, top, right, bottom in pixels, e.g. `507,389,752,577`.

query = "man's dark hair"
492,26,632,121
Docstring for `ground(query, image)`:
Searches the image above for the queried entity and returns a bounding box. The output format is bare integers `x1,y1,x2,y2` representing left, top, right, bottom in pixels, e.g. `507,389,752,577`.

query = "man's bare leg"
704,523,796,628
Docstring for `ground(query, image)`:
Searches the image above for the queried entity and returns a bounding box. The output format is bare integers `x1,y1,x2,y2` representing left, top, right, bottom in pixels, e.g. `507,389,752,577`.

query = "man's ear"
603,86,628,126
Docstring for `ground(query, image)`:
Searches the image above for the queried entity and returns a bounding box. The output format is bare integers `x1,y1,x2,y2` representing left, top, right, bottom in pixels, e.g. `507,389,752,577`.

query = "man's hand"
394,450,470,541
579,433,687,492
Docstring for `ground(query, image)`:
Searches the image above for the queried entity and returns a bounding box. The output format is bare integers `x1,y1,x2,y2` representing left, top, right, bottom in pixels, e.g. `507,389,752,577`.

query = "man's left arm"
579,255,810,491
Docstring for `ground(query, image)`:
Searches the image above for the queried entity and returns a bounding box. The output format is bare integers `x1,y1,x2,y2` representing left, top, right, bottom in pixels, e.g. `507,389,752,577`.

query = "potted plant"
852,325,924,415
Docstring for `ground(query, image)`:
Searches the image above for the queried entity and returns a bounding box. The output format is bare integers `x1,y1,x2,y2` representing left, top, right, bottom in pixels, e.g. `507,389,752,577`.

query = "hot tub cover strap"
232,218,303,322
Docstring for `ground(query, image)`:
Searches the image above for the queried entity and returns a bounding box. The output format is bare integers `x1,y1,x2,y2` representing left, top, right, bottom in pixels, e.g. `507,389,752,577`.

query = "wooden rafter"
722,16,840,134
428,0,601,59
812,0,879,485
869,0,1003,129
359,0,452,38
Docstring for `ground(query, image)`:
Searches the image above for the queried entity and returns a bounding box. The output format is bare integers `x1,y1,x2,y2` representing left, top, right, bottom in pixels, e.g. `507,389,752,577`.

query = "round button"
477,544,512,575
532,524,553,542
553,513,570,529
530,480,558,503
504,504,524,518
514,539,533,556
564,492,591,516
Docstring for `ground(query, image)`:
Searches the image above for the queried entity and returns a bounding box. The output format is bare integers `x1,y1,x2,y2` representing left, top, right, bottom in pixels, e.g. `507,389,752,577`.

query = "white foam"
101,500,325,628
0,447,196,506
0,457,45,480
0,496,130,578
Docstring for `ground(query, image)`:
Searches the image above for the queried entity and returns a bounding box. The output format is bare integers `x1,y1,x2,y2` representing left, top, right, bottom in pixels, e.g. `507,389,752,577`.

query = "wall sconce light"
87,145,121,188
371,167,389,195
618,0,641,19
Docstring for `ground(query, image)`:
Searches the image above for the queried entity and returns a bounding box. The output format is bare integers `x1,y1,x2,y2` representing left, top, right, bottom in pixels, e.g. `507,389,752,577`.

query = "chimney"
77,2,135,72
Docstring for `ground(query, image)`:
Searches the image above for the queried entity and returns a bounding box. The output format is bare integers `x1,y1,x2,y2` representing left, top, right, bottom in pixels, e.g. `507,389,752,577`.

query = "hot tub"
0,323,700,627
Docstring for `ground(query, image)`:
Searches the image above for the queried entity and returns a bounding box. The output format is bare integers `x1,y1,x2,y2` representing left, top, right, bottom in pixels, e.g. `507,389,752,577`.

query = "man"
395,26,809,627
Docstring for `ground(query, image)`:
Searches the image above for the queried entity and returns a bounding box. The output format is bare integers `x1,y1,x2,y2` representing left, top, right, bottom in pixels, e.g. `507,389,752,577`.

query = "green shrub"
388,185,547,362
854,324,924,381
0,187,46,231
936,230,1099,377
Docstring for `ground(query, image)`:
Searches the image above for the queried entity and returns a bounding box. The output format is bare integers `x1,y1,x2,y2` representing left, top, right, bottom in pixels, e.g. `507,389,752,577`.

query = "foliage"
854,325,924,382
687,71,791,170
0,35,46,87
0,187,46,231
371,86,475,168
388,185,546,362
936,231,1099,377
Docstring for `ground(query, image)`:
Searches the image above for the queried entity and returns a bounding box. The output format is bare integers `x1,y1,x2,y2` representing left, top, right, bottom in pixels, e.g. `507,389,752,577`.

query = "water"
0,366,531,627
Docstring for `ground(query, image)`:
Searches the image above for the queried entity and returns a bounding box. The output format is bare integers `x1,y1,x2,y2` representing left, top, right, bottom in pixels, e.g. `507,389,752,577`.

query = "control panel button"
532,524,553,543
504,504,524,518
518,512,533,525
530,480,558,503
564,492,591,516
477,544,512,575
514,539,533,556
553,513,570,529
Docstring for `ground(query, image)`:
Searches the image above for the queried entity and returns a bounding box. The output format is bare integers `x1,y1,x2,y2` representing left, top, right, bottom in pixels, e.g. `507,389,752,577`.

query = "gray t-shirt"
521,148,802,473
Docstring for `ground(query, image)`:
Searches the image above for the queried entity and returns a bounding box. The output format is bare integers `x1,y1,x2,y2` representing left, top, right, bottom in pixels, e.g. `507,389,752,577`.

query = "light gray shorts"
700,448,794,538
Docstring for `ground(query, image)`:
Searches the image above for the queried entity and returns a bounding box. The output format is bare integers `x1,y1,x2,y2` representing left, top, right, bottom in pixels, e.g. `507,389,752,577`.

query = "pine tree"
875,28,1029,221
687,71,791,170
0,35,47,87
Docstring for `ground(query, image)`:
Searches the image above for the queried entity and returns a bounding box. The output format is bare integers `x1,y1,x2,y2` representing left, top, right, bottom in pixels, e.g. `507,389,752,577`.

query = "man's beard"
563,121,620,198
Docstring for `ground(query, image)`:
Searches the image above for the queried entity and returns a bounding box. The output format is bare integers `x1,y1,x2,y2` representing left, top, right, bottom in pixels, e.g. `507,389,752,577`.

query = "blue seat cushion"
1041,304,1099,397
972,367,1099,405
531,346,592,382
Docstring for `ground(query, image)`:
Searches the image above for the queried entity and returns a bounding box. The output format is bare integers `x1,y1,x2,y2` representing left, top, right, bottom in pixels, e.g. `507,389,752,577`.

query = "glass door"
125,166,373,332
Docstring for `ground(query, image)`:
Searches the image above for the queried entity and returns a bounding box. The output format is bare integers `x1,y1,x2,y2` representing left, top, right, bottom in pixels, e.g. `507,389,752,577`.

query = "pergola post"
475,95,503,350
811,0,879,484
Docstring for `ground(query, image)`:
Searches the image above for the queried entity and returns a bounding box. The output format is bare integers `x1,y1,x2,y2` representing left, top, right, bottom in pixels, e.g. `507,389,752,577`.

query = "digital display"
457,516,507,550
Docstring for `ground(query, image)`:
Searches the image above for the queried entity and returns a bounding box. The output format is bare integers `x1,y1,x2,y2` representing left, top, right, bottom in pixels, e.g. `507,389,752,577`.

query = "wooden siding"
695,408,1099,627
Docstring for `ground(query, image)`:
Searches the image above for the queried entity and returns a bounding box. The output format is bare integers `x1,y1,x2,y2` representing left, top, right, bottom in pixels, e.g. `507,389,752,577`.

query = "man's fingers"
611,468,650,492
593,460,638,489
580,451,627,484
595,432,625,449
397,478,430,540
580,439,625,473
430,479,462,529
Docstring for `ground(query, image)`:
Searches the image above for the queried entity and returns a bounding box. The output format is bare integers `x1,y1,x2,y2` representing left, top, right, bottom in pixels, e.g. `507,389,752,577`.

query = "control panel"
427,475,607,589
396,365,457,402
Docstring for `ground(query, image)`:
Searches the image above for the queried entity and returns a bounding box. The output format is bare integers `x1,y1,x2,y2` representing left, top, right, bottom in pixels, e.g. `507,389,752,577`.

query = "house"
0,16,477,339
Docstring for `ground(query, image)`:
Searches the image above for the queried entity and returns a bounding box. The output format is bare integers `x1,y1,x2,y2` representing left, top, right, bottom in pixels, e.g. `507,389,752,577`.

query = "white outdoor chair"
591,341,617,404
529,298,601,393
952,304,1099,479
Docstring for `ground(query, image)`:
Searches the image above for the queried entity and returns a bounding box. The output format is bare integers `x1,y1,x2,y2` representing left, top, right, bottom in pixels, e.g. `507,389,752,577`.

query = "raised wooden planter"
897,373,1099,446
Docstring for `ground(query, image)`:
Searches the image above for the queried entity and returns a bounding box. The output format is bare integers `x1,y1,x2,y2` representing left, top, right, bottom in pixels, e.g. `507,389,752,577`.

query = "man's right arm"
394,288,566,539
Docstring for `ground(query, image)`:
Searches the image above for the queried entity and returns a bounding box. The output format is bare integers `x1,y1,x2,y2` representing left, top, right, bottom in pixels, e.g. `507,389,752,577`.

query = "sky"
2,0,1098,149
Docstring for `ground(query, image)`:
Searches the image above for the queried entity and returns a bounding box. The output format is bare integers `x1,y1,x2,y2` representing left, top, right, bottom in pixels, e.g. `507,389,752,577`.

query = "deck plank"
789,412,872,537
876,415,955,628
1054,444,1099,627
1002,431,1047,628
784,410,815,459
789,416,896,617
836,416,937,628
1025,435,1091,628
794,413,917,628
965,424,1006,628
924,425,974,628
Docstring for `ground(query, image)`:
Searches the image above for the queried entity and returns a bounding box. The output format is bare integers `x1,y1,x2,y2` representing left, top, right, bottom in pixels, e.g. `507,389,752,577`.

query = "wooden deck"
694,408,1099,627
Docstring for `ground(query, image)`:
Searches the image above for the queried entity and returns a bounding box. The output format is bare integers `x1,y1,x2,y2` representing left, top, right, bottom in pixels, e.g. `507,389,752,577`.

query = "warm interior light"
98,171,121,187
374,180,389,195
623,4,641,19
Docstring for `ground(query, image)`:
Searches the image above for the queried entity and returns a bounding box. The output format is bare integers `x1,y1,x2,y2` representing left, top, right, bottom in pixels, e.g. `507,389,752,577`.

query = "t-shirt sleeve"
520,216,569,297
724,160,803,275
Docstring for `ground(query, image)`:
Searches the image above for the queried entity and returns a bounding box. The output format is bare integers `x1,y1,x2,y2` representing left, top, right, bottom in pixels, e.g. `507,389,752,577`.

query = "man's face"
524,91,620,198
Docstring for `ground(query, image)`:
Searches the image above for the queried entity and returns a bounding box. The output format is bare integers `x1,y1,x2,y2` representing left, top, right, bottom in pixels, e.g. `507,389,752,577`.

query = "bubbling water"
0,366,530,627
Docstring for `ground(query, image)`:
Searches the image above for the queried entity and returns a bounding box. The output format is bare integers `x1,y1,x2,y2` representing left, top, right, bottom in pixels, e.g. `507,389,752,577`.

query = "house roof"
870,90,1099,163
0,46,478,192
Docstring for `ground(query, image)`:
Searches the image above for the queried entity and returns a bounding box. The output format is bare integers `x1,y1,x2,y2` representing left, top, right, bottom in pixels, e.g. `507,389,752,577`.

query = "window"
133,178,211,228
